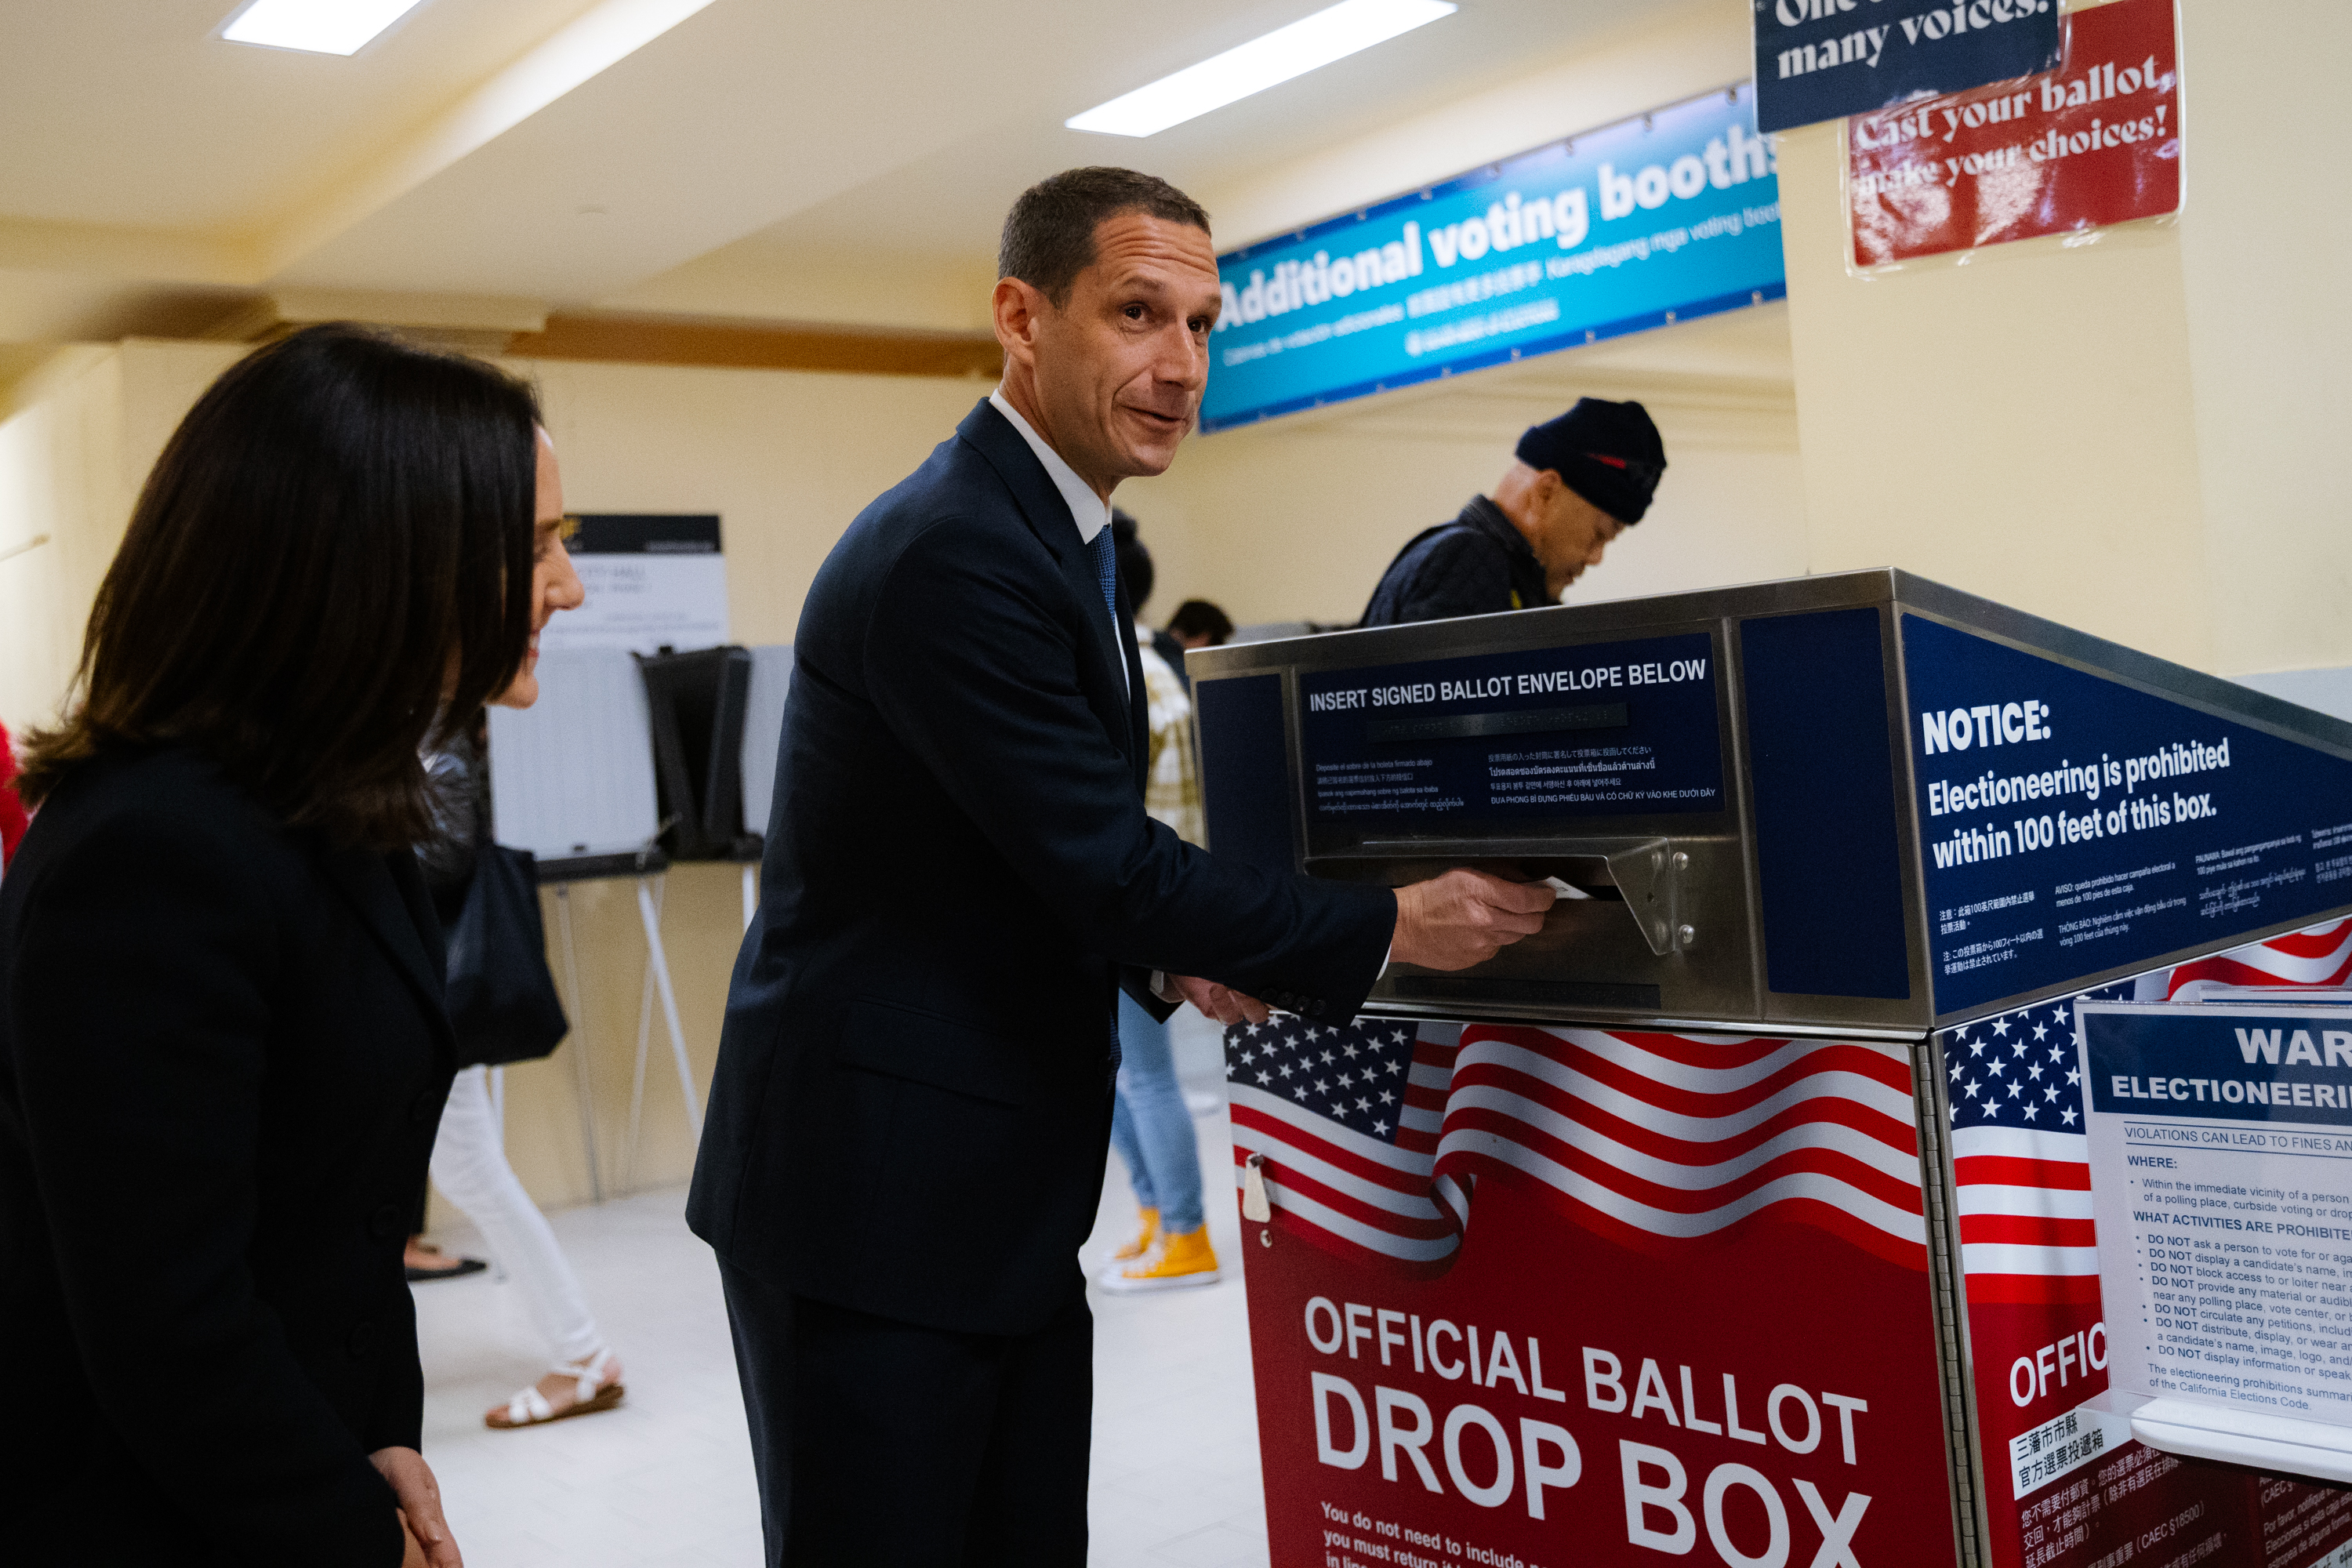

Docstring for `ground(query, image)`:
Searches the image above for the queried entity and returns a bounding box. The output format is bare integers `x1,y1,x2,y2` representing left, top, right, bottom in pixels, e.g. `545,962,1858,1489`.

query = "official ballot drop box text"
1189,570,2352,1568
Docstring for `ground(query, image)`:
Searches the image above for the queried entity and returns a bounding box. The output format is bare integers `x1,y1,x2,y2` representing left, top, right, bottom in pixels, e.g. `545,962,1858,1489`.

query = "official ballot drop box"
1189,570,2352,1568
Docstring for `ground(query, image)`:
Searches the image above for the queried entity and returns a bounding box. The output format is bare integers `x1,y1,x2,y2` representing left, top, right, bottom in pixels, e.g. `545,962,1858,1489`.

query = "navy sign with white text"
2085,1005,2352,1129
1754,0,2061,134
1905,615,2352,1016
1298,634,1723,826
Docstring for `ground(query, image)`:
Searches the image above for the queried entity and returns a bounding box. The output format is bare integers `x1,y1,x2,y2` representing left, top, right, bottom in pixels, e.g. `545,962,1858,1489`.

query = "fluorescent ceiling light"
222,0,430,56
1067,0,1457,138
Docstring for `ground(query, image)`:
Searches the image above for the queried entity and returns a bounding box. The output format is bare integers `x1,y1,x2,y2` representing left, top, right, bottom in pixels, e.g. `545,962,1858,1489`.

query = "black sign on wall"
1752,0,2061,134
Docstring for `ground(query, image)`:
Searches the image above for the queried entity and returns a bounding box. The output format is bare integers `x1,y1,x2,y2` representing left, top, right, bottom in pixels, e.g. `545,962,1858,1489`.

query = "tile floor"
414,1025,1269,1568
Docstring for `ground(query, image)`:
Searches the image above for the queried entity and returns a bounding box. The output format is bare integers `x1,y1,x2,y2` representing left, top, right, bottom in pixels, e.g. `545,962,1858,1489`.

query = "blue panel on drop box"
1196,673,1297,877
1904,614,2352,1016
1742,608,1912,1000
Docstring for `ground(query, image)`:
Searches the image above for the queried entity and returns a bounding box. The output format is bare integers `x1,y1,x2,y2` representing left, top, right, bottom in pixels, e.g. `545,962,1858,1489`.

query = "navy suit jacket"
0,747,452,1566
688,400,1395,1333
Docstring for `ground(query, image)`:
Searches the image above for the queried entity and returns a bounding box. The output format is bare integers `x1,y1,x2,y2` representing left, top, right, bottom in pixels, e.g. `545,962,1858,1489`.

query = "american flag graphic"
2156,916,2352,997
1949,917,2352,1307
1227,1017,1928,1270
1224,1017,1465,1264
1944,988,2128,1306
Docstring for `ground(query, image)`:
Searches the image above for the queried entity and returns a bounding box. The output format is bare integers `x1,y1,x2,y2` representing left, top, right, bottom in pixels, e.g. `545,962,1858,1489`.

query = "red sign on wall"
1846,0,2180,267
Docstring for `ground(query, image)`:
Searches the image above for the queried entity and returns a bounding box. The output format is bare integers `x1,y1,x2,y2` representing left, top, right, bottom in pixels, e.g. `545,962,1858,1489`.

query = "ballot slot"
1302,836,1683,955
1274,608,1748,1020
1301,833,1762,1024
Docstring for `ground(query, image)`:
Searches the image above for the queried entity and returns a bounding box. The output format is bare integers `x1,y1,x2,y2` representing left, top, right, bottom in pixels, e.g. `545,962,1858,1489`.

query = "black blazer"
688,400,1396,1334
0,748,455,1567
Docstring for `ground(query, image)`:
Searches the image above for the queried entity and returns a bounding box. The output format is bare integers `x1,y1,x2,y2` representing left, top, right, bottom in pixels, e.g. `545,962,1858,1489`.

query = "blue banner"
1201,85,1785,434
1902,615,2352,1018
1752,0,2060,134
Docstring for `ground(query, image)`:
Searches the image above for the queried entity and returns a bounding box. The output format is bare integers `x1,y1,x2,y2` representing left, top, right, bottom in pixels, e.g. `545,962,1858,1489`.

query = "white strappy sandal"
485,1348,626,1430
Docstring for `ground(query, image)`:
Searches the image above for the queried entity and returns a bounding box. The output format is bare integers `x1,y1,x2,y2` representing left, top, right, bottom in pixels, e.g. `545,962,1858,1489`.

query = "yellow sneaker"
1101,1225,1221,1294
1112,1207,1160,1263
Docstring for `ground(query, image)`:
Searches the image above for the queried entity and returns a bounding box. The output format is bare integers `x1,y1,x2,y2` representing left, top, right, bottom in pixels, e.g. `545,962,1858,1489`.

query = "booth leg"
622,877,665,1196
634,876,703,1138
741,862,757,933
552,885,604,1206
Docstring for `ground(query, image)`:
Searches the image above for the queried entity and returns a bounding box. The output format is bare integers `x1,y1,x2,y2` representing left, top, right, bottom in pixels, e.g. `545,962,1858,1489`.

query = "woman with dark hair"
0,322,562,1567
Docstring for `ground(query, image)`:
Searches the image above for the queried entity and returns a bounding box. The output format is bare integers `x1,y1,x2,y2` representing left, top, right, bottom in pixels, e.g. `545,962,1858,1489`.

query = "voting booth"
486,642,791,1197
1190,570,2352,1568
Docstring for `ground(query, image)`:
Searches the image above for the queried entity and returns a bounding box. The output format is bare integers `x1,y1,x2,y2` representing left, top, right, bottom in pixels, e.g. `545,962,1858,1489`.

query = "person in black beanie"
1359,397,1665,627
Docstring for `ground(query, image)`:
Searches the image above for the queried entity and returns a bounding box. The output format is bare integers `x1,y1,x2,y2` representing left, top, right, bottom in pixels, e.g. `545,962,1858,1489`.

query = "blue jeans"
1109,991,1205,1235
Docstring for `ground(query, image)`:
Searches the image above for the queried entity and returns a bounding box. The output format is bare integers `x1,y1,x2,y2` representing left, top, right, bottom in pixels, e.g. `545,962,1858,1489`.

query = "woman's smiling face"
495,427,585,711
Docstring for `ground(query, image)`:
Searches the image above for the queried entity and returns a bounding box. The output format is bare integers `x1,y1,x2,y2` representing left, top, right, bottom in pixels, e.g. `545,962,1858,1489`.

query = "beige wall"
1775,118,2216,666
2175,0,2352,677
0,339,249,732
0,1,1806,1216
0,347,122,734
1776,0,2352,678
488,860,744,1214
524,355,985,648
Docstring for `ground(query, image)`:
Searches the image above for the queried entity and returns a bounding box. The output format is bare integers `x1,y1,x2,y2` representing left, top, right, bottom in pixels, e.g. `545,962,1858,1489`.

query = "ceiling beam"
205,289,551,343
507,311,1004,379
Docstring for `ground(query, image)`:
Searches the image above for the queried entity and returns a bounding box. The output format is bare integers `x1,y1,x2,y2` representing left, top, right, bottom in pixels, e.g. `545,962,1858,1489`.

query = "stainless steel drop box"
1188,569,2352,1035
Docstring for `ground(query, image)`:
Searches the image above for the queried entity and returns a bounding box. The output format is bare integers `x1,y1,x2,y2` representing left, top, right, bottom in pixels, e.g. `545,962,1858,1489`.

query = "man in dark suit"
688,166,1552,1566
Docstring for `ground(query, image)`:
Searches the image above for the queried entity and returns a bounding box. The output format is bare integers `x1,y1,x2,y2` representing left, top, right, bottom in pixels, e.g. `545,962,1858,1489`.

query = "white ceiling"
688,0,1670,267
0,0,1712,340
0,0,608,234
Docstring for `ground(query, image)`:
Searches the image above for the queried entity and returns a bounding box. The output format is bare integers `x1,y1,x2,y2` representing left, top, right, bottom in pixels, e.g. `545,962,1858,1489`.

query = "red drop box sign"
1846,0,2180,267
1228,1020,1963,1568
1227,1001,2352,1568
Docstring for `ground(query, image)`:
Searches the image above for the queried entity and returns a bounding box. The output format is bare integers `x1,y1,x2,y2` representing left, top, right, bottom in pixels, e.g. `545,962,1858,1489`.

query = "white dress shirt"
989,389,1110,544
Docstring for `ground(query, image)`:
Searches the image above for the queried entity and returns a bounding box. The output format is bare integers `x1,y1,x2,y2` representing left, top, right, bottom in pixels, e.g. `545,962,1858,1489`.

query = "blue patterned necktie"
1088,524,1120,638
1088,523,1123,1077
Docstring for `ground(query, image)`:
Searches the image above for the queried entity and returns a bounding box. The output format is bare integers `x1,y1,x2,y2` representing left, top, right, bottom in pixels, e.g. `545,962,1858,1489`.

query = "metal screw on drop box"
1672,851,1690,872
1678,924,1697,949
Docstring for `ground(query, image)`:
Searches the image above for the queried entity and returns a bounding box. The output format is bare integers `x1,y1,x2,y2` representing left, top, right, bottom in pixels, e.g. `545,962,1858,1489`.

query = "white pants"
430,1065,603,1365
